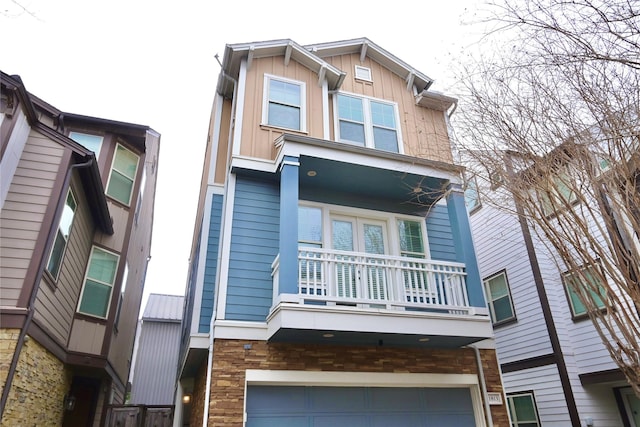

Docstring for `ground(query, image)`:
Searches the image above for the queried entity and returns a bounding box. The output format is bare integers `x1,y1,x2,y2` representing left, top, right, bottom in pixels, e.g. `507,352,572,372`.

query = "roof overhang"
306,38,434,92
416,90,458,113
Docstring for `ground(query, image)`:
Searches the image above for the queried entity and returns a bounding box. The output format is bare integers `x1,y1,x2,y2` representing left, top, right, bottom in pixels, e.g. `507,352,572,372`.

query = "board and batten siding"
0,131,65,307
225,176,280,321
199,194,223,332
33,173,94,345
240,57,325,161
469,202,554,363
324,53,454,165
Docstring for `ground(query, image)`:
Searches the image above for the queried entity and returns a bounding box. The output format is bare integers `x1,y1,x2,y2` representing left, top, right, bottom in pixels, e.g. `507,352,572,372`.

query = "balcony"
268,248,492,348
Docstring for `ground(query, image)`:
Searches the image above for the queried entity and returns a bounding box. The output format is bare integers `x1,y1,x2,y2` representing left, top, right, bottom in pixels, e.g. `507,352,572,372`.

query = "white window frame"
77,246,120,319
354,65,372,82
333,91,403,154
106,143,139,206
46,188,77,281
483,270,517,326
506,391,541,427
261,74,307,132
298,201,430,259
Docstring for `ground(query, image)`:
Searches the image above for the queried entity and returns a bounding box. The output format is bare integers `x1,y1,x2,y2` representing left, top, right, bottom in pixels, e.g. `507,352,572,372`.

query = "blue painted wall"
225,176,280,321
199,194,224,333
425,204,457,262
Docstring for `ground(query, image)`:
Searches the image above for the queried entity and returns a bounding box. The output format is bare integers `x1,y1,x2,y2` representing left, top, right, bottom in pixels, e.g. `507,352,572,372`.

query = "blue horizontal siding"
426,204,457,262
199,194,224,333
226,176,280,321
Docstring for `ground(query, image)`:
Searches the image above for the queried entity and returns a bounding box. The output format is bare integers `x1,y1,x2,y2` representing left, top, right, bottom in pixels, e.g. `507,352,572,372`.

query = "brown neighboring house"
0,71,160,426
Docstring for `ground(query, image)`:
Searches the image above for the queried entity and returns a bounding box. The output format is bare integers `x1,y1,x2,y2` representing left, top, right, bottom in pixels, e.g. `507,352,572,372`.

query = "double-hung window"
540,167,578,216
263,75,306,131
46,189,77,280
483,270,516,326
336,93,401,153
562,264,607,318
107,143,139,206
78,246,119,318
507,392,541,427
69,131,103,159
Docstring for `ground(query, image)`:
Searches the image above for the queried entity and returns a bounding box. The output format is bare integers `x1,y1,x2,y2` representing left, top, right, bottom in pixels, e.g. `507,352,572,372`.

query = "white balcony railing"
271,248,473,314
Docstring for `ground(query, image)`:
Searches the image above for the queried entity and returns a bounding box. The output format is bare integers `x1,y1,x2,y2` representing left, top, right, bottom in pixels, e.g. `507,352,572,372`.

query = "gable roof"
142,293,184,322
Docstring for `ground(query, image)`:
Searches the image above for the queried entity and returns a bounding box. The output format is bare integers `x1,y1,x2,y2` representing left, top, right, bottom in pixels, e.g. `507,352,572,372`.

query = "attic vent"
354,65,372,82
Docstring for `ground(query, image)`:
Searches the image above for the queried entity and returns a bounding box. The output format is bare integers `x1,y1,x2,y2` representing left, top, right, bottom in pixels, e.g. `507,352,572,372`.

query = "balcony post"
445,183,486,308
278,155,300,295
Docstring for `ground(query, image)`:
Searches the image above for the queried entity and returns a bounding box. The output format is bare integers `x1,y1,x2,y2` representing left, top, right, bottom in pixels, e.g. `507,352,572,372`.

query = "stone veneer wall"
193,339,509,427
0,329,20,395
0,333,71,426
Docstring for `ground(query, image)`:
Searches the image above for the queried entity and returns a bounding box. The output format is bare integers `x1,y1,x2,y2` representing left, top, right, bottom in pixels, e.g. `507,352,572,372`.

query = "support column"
278,156,300,295
446,183,486,308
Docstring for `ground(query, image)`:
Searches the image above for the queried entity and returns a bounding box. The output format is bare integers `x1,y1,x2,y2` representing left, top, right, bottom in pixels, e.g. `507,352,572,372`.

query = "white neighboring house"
466,163,640,426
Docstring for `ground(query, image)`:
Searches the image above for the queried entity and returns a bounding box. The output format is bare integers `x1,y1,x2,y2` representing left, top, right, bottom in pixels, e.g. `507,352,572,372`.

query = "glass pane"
512,395,537,421
59,193,76,237
113,145,138,180
332,220,353,251
493,295,514,322
69,132,103,158
398,220,424,254
47,230,66,277
465,179,480,211
270,79,300,106
299,206,322,244
79,280,112,317
337,95,364,122
107,171,134,205
363,224,384,255
567,284,587,315
373,127,398,152
370,101,396,128
87,248,118,284
339,121,365,144
488,274,509,299
268,102,300,130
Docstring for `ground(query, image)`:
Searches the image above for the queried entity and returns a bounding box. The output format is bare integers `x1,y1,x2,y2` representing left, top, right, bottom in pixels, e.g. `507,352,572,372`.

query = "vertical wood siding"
0,132,64,306
225,176,279,321
214,99,232,185
34,173,94,345
199,194,223,332
324,53,454,164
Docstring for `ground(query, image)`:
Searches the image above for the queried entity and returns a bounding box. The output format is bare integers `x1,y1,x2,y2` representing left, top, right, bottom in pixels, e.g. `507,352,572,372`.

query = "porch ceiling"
298,156,447,215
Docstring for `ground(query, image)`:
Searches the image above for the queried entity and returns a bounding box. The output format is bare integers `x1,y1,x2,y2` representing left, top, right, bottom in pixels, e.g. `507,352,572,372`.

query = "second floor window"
483,270,516,326
107,143,139,206
336,93,400,153
78,246,119,318
263,75,306,131
562,264,607,319
46,189,77,280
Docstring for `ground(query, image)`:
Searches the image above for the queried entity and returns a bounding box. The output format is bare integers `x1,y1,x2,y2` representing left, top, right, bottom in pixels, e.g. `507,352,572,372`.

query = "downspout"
467,344,493,427
0,156,94,417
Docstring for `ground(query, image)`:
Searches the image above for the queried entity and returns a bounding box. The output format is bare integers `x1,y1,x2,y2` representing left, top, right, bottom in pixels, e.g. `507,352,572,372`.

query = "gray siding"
0,132,64,307
225,176,279,321
130,321,181,405
199,194,223,332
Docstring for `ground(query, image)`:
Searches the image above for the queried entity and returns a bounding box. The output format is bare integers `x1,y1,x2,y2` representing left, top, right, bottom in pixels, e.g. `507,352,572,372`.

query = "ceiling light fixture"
307,170,317,177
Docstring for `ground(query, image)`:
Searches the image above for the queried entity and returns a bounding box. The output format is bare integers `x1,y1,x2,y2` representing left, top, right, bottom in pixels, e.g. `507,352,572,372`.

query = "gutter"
0,156,95,417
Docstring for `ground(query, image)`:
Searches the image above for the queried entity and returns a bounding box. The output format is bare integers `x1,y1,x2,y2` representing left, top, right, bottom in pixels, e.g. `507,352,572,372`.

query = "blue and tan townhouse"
0,72,160,426
175,38,508,427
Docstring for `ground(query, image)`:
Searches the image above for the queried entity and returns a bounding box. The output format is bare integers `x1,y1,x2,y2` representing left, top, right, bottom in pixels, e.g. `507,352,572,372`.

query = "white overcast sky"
1,0,489,311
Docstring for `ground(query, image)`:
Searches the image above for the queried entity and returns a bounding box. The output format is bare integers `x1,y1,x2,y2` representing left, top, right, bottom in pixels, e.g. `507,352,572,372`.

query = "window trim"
45,188,77,283
106,142,139,206
561,263,608,320
77,246,120,319
483,269,517,327
68,131,104,159
261,74,307,132
506,391,541,427
354,65,372,82
333,91,404,154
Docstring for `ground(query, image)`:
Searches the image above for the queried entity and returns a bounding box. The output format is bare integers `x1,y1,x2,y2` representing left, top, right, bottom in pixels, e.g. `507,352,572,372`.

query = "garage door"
246,386,476,427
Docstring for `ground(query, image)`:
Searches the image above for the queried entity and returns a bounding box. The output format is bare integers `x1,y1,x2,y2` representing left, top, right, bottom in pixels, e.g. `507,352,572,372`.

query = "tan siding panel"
214,99,232,185
0,134,64,307
68,319,105,354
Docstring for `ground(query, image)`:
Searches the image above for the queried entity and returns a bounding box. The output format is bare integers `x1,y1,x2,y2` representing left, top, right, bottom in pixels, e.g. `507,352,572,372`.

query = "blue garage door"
246,386,476,427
